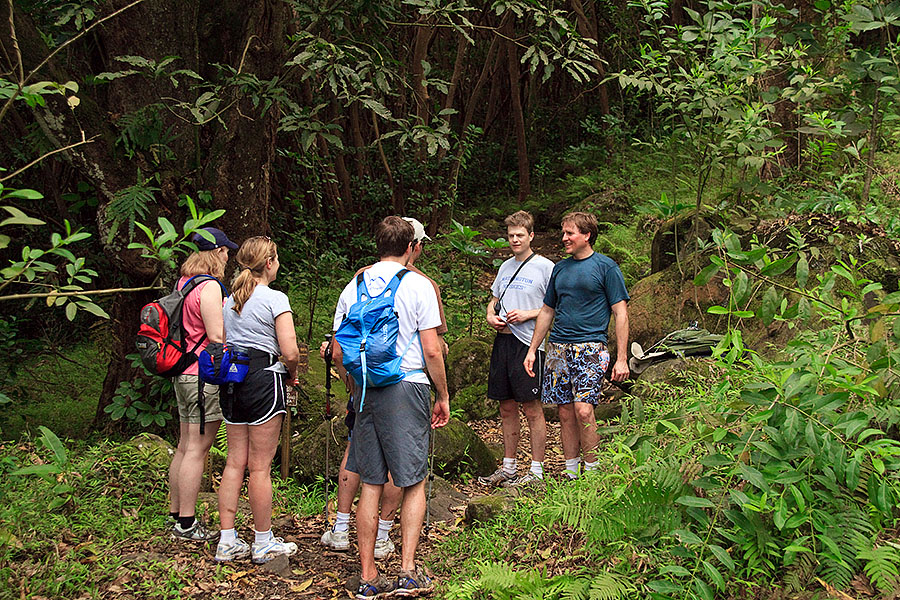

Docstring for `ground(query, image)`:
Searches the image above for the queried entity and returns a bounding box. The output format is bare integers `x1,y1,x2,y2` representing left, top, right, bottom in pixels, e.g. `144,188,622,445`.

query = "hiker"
333,216,450,597
215,236,300,564
320,216,448,558
319,339,404,560
524,212,630,478
169,227,237,541
479,211,554,488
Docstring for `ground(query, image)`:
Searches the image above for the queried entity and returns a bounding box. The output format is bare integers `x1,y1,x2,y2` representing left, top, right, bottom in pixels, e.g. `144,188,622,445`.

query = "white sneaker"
374,537,395,559
321,527,350,551
214,537,250,562
251,537,298,564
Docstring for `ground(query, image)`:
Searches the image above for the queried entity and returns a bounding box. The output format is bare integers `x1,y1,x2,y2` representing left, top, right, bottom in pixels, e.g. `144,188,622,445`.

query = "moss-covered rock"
124,433,174,471
453,383,498,421
446,337,492,399
433,417,495,477
289,415,349,482
465,494,513,524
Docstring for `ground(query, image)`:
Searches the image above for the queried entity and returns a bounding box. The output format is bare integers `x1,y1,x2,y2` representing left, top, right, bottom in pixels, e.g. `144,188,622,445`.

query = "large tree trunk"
1,0,286,431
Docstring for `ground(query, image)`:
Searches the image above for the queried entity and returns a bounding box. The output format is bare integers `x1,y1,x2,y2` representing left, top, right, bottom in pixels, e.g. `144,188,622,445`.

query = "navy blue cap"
191,227,238,251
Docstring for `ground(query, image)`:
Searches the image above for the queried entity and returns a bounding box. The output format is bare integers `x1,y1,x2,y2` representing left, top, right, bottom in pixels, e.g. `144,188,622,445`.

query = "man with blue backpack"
333,216,450,598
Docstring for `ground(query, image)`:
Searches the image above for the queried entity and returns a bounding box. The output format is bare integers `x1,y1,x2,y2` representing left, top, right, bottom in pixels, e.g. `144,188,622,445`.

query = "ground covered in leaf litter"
96,415,575,600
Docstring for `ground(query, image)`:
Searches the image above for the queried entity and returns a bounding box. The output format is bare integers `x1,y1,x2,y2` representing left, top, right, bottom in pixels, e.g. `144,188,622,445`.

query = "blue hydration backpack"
334,269,422,412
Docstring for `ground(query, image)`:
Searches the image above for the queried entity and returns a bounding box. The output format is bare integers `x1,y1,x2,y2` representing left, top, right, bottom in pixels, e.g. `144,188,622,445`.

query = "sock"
219,528,236,544
530,461,544,479
502,457,517,475
377,519,393,542
584,461,599,472
169,511,179,521
565,458,581,479
177,515,196,530
333,511,351,533
255,529,274,544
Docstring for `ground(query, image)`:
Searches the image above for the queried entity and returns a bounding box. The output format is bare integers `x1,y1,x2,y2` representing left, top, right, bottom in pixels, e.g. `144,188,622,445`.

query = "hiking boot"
374,537,395,560
321,527,351,551
214,537,250,562
395,568,435,596
251,537,298,564
356,573,397,598
477,468,516,487
502,471,545,489
171,520,217,542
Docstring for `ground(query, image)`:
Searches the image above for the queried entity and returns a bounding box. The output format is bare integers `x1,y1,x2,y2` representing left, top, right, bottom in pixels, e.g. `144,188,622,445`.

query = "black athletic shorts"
219,368,287,425
487,333,543,402
345,398,355,435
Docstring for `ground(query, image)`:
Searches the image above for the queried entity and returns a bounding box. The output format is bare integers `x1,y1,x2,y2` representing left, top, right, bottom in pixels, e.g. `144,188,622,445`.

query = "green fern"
858,544,900,594
589,572,633,600
106,169,158,240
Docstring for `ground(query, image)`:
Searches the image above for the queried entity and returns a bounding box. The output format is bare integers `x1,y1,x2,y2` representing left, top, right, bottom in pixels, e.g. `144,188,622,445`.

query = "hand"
611,358,629,382
431,397,450,429
319,341,329,359
523,350,535,378
290,377,299,387
505,309,526,324
487,314,506,331
441,337,449,357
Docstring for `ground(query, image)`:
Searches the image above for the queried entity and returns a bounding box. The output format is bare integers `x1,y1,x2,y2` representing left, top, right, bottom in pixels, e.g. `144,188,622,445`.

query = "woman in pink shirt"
169,227,237,541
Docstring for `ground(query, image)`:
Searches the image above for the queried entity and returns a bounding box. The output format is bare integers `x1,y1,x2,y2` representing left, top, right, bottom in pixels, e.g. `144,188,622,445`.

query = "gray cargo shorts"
346,381,431,488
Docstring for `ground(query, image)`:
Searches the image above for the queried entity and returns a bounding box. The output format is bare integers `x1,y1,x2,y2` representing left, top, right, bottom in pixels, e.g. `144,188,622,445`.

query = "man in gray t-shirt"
479,211,554,488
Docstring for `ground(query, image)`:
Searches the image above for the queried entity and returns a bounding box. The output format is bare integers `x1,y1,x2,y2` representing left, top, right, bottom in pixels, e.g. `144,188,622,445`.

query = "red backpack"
136,275,224,377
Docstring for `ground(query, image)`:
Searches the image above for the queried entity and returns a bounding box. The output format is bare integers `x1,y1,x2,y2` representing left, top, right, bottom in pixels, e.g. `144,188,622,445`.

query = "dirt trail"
131,415,573,599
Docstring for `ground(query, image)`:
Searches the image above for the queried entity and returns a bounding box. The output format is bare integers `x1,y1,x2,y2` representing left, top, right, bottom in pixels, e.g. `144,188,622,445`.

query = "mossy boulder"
447,337,492,399
433,417,495,477
453,383,498,421
465,494,514,524
289,415,349,481
124,433,174,471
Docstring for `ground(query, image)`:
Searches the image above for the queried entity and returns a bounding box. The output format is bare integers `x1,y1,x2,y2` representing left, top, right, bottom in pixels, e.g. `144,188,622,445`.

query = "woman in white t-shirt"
214,236,300,565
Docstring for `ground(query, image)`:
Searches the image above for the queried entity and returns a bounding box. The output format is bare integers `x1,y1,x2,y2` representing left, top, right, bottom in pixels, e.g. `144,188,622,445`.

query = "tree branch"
0,285,163,302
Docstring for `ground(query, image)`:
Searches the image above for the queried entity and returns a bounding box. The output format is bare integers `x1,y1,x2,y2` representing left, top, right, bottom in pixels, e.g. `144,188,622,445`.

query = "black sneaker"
356,573,397,598
395,568,434,596
171,520,217,541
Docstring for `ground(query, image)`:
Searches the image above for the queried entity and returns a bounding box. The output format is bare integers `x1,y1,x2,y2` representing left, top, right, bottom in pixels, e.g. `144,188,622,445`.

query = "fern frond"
858,545,900,594
589,571,634,600
107,169,159,240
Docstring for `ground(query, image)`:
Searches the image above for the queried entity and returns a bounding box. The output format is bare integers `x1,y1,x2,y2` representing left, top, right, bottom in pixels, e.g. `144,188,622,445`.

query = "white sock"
584,460,599,472
565,458,581,479
254,529,273,544
502,457,517,475
219,528,236,544
530,461,544,479
333,511,351,533
377,518,393,541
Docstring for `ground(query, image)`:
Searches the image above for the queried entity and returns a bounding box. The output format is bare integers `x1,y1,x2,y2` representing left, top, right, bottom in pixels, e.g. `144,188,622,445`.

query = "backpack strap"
178,275,227,355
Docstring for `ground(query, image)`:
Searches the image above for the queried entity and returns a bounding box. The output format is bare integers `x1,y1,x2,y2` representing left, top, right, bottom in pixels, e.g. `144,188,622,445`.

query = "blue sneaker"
214,537,250,562
395,568,434,596
251,537,298,564
356,573,397,598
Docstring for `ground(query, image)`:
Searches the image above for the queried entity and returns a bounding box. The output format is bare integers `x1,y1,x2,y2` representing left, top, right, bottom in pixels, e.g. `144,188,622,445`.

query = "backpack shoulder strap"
180,274,227,297
356,271,369,301
382,269,410,297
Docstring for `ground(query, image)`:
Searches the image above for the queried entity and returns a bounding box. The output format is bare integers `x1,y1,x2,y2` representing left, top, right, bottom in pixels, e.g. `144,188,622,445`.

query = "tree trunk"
570,0,609,116
503,19,530,203
1,0,287,431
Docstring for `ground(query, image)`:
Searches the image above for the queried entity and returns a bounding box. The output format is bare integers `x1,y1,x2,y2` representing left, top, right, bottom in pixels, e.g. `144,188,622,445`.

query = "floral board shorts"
541,342,610,406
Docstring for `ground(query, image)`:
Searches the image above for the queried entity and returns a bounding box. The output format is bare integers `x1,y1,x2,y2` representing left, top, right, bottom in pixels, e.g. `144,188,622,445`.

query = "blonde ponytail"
231,236,277,314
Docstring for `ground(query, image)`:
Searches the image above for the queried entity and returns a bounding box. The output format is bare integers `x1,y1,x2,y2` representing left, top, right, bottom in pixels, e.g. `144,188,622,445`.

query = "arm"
275,312,300,382
486,296,507,331
420,327,450,429
610,300,630,382
198,282,225,343
523,304,555,377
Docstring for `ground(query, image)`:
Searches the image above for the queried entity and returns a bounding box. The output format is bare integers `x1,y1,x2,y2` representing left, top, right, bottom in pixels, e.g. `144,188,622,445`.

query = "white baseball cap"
402,217,432,243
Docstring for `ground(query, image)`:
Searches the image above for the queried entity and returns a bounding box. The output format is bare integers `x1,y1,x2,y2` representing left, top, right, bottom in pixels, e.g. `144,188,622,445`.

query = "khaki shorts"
174,374,224,424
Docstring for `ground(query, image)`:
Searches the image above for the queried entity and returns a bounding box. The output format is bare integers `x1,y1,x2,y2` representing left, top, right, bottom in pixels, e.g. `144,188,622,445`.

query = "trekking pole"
424,423,436,535
323,334,334,523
